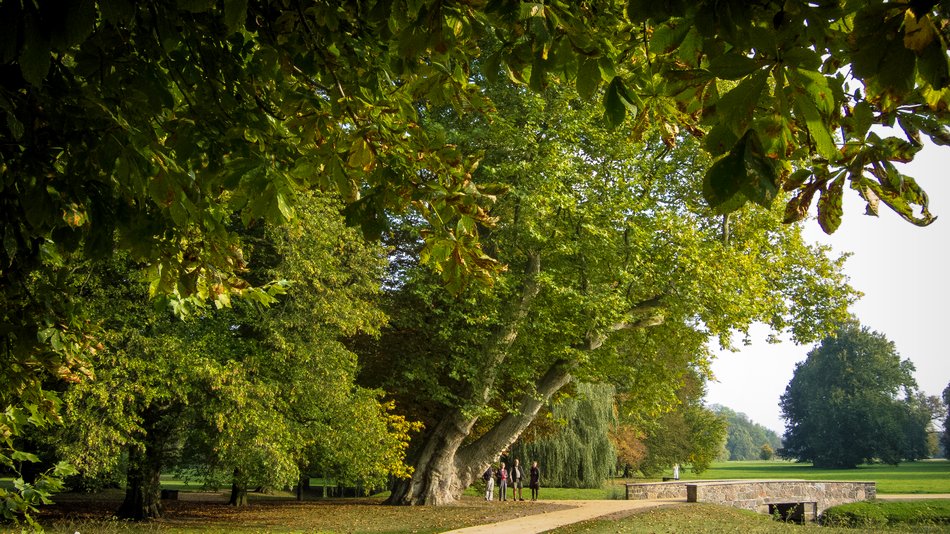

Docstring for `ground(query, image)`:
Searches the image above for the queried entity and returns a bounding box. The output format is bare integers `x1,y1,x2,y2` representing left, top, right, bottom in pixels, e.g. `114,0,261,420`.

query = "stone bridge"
626,480,876,521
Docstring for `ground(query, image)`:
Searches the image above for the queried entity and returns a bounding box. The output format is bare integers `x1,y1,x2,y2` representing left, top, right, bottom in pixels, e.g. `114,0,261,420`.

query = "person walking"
529,460,540,501
498,462,509,501
510,458,524,501
483,464,495,501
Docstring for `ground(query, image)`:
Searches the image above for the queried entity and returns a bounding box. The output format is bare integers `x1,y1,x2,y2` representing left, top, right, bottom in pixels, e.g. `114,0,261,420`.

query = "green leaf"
784,169,812,192
456,215,475,236
224,0,249,33
781,47,822,71
707,53,760,80
598,57,617,82
178,0,215,13
876,41,917,96
347,137,376,172
703,142,747,214
793,95,837,159
529,53,546,92
3,224,17,263
99,0,135,24
576,57,601,100
791,69,835,116
275,191,294,222
716,70,768,138
649,20,691,55
917,35,950,89
851,102,874,139
603,77,627,128
11,451,40,463
817,176,844,234
739,133,779,208
2,108,23,141
703,122,738,157
19,20,50,86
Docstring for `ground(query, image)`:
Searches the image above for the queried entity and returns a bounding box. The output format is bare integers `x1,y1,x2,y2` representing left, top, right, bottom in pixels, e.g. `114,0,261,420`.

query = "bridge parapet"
686,480,875,516
626,479,875,519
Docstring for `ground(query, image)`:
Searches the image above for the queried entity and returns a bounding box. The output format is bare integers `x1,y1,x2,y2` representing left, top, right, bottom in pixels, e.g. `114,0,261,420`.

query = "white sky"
705,142,950,434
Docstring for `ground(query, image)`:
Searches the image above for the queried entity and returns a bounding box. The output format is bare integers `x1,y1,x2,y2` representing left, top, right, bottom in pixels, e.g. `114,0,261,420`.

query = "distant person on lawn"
529,460,540,501
510,458,524,501
483,464,495,501
498,462,508,501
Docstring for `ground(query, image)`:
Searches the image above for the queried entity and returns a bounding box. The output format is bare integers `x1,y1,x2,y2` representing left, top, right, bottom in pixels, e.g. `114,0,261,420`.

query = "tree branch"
581,295,667,351
456,358,573,478
473,252,542,403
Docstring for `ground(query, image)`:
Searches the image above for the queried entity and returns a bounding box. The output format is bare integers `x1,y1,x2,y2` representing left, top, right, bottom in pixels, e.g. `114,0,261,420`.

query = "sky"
704,141,950,434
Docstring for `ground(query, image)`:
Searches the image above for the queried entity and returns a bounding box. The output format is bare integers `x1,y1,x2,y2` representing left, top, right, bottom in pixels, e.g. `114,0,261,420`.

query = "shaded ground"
31,492,575,533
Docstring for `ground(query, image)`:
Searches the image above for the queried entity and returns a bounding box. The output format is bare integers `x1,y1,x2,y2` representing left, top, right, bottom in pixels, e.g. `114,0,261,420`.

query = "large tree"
779,321,929,468
44,192,416,519
356,80,854,504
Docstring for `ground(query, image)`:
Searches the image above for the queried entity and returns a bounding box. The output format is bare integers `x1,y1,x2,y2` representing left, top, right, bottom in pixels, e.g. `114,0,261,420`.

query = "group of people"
482,459,540,501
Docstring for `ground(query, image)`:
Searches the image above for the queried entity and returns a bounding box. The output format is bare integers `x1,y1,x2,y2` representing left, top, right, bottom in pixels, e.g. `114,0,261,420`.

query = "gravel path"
442,498,684,534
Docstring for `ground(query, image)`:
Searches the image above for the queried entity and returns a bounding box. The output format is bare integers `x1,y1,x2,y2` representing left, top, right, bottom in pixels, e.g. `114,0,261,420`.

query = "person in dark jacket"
529,460,540,501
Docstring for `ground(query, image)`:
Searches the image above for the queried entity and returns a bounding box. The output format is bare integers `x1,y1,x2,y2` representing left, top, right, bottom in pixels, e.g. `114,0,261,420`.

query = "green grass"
544,503,948,533
643,459,950,494
462,482,628,501
823,500,950,528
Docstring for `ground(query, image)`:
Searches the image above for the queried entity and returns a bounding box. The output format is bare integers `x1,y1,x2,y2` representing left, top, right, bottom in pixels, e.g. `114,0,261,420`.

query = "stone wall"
685,480,876,515
625,481,690,500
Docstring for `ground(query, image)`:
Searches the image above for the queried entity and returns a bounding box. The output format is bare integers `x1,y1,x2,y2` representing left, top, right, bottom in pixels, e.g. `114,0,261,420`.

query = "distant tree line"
711,406,783,461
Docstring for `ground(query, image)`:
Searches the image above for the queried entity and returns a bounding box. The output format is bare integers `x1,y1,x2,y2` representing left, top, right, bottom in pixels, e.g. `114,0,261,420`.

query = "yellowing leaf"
903,10,936,53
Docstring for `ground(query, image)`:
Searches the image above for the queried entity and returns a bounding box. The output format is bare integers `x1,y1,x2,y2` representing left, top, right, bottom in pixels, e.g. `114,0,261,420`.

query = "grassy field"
25,494,572,534
658,459,950,494
545,503,949,534
4,460,948,532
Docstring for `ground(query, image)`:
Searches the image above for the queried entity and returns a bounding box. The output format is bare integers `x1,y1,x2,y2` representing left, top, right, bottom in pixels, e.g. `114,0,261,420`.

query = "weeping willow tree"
514,383,617,489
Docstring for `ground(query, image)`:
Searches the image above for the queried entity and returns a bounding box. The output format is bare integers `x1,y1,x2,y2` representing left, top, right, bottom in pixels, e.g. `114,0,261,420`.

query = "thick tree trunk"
388,360,573,505
388,254,545,505
116,405,179,520
229,483,249,506
229,468,249,506
116,432,164,520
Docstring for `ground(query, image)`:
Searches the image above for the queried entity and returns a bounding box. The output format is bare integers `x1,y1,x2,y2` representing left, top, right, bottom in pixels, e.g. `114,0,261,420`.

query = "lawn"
658,459,950,494
6,460,948,532
545,503,948,534
27,493,573,533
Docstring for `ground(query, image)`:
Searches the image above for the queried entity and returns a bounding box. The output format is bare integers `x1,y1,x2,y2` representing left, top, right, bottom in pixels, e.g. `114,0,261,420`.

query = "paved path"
442,498,684,534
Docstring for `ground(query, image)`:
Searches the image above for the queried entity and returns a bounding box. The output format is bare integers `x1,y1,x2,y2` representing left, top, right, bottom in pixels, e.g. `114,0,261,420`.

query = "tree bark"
388,359,573,505
229,468,249,506
116,428,165,520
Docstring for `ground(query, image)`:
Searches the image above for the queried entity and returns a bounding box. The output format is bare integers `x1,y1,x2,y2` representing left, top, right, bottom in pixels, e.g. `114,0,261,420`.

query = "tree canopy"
36,192,418,519
779,321,931,468
2,1,946,397
1,0,945,516
356,75,854,503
